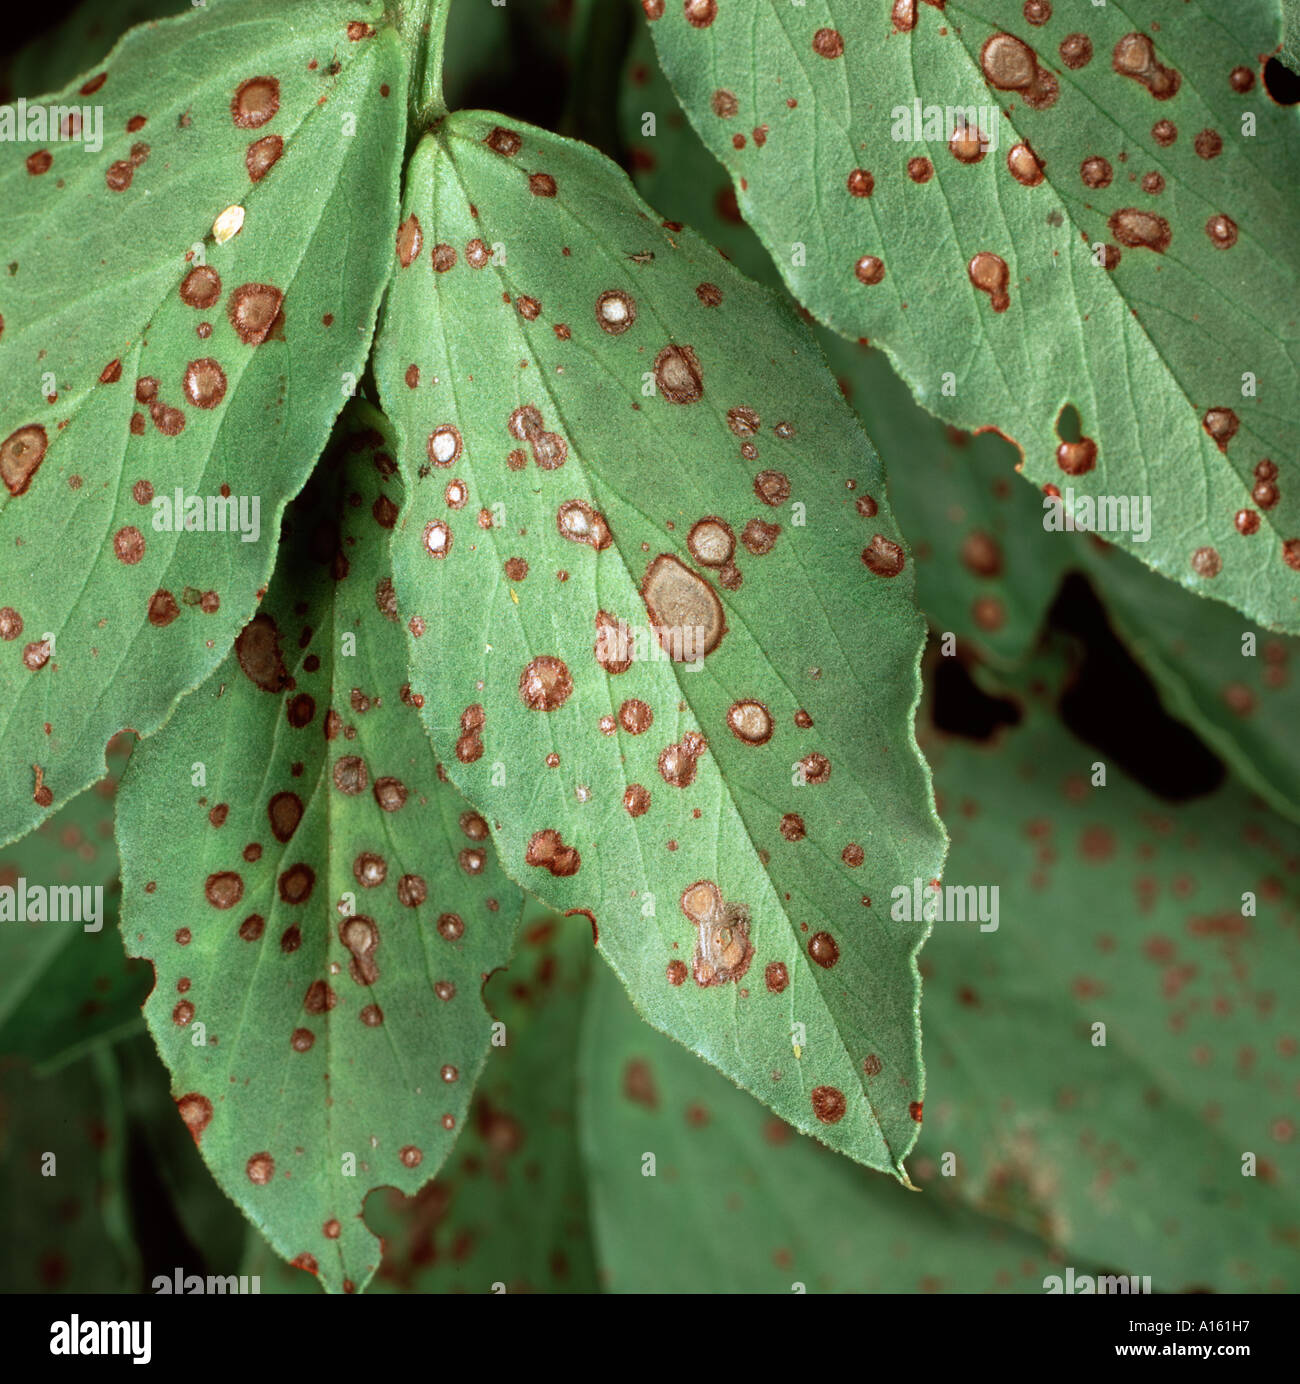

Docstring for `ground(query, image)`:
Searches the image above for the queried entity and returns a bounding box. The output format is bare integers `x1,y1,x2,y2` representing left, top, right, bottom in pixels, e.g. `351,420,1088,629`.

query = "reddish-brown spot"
232,77,280,129
246,135,283,181
811,1086,846,1124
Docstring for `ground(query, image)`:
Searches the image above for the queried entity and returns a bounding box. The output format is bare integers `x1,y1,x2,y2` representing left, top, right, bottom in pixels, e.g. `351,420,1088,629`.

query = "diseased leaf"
0,1046,139,1291
580,958,1065,1293
367,909,599,1293
0,735,149,1068
829,339,1074,664
0,0,407,844
622,11,1068,663
374,110,945,1177
645,0,1300,632
117,1031,252,1280
917,643,1300,1291
241,909,599,1295
114,404,523,1295
1283,1,1300,72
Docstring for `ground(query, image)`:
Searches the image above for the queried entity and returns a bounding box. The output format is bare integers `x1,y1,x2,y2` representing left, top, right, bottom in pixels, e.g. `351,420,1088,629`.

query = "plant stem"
387,0,450,128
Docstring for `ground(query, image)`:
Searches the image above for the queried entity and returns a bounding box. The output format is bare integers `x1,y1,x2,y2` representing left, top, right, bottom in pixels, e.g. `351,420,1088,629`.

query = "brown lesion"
682,880,753,987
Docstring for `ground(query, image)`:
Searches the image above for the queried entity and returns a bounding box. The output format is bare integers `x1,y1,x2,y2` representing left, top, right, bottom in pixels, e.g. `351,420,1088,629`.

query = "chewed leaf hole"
1055,404,1083,445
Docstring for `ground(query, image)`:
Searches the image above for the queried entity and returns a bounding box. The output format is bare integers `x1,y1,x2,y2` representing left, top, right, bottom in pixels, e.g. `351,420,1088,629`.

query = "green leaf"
0,0,408,844
645,0,1300,633
367,908,599,1292
918,644,1300,1291
827,338,1073,665
117,1031,252,1279
1283,0,1300,71
0,735,149,1069
580,958,1066,1292
374,110,945,1178
114,404,523,1295
621,11,1069,664
0,1045,139,1291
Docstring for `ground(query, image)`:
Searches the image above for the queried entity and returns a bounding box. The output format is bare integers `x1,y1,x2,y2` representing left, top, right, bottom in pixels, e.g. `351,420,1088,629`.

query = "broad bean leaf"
917,644,1300,1291
1284,0,1300,72
0,734,148,1069
625,12,1300,818
375,109,945,1177
645,0,1300,633
115,405,523,1295
0,1046,139,1291
367,909,598,1293
242,909,599,1294
580,958,1063,1293
622,11,1068,663
117,1031,252,1281
0,0,407,844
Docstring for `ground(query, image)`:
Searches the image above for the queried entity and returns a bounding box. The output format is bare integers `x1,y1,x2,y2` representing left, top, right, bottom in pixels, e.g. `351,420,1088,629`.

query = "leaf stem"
388,0,450,128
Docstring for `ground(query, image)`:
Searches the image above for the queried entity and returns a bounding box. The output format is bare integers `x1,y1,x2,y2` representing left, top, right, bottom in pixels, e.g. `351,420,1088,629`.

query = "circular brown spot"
854,255,885,286
333,755,368,795
811,1086,847,1124
246,1152,275,1185
847,168,874,198
113,526,145,564
519,655,573,711
180,266,221,310
183,358,227,409
204,872,243,909
246,134,283,181
780,813,805,842
1191,546,1222,578
232,77,280,129
397,874,427,908
808,931,839,968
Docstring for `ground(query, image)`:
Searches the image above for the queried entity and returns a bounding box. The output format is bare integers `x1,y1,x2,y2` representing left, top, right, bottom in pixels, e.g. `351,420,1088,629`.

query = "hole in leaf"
1049,573,1225,800
1263,56,1300,105
1055,403,1083,444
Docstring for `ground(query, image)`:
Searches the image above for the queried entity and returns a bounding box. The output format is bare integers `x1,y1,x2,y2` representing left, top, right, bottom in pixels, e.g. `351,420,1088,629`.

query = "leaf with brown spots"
374,111,945,1179
114,405,522,1294
366,907,599,1293
646,0,1300,633
0,734,149,1066
0,0,407,846
917,639,1300,1289
619,18,1071,666
580,959,1063,1292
